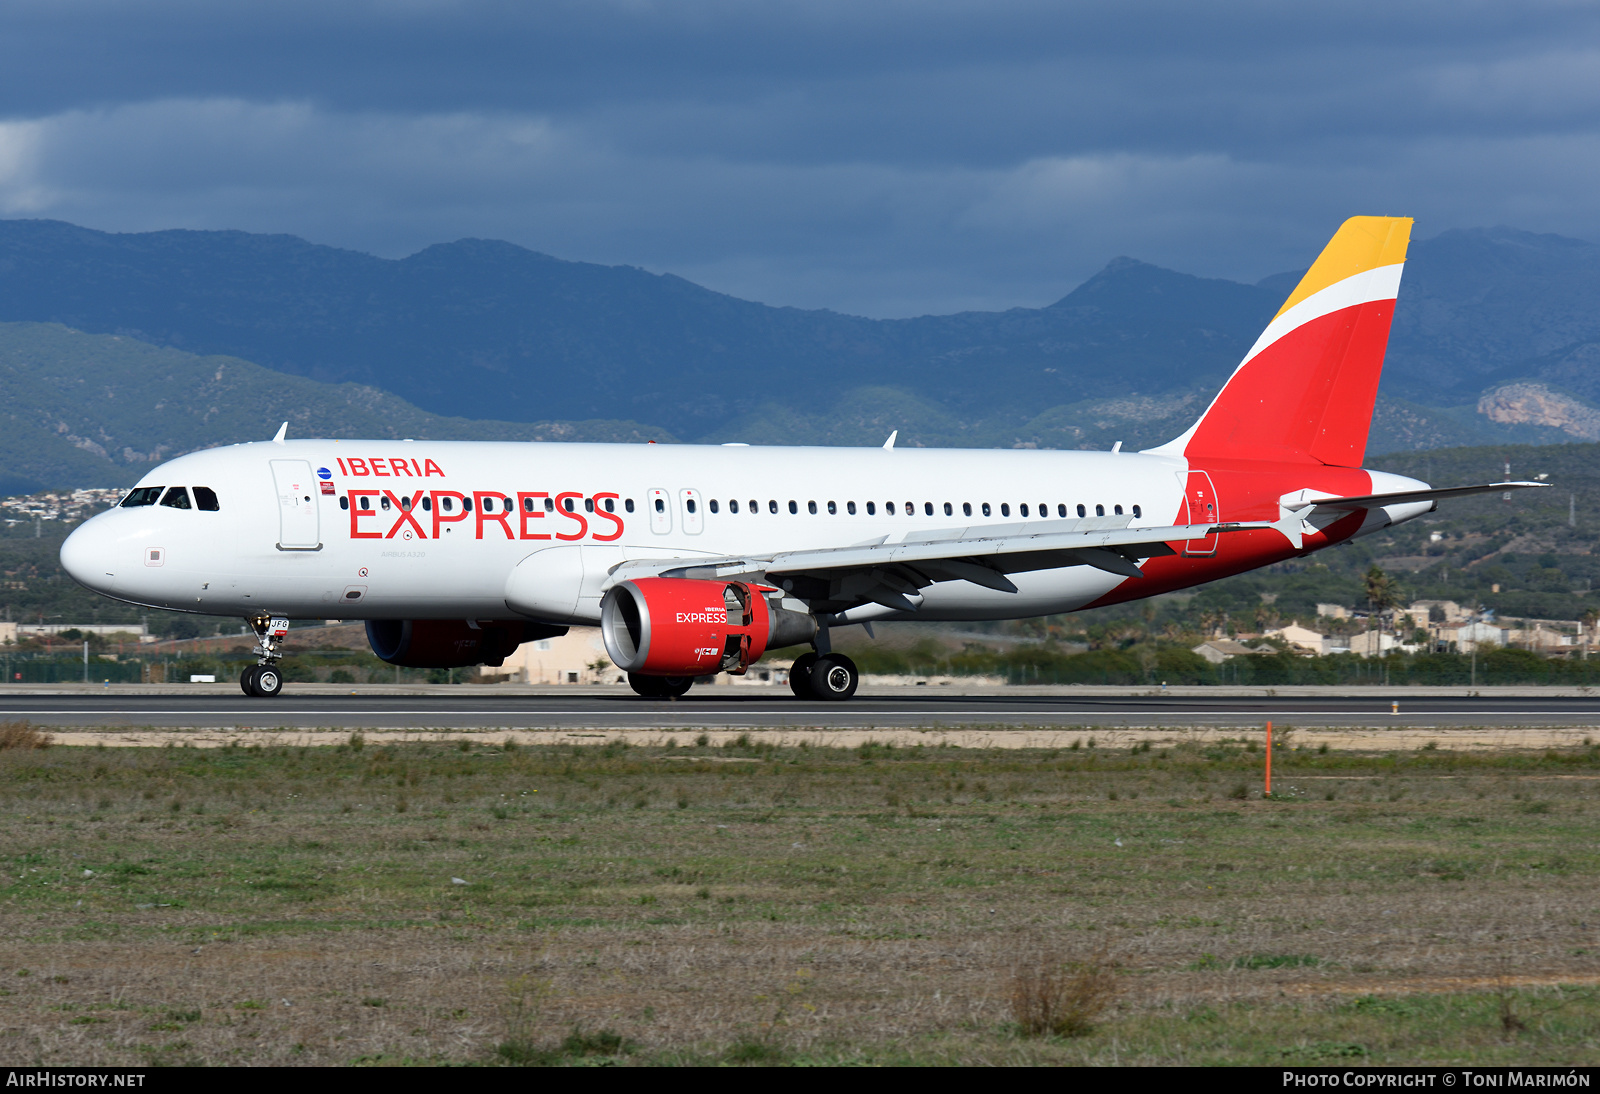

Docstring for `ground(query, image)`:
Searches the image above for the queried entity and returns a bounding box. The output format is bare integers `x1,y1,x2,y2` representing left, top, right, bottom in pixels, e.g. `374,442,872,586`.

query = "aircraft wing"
1288,481,1549,511
606,507,1313,613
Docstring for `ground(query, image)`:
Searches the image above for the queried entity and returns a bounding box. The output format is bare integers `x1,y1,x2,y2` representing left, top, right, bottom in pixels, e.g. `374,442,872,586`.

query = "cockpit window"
192,487,220,511
121,486,163,507
159,487,192,510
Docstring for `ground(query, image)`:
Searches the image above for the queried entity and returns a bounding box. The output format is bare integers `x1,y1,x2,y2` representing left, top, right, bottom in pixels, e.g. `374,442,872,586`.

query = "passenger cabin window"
709,499,719,514
866,501,876,515
380,495,392,511
846,501,856,515
962,503,971,516
522,497,535,512
654,498,665,513
401,495,413,510
625,498,635,513
827,501,836,515
1077,504,1087,517
604,498,616,513
1020,504,1029,517
1113,504,1123,515
886,502,896,515
585,497,595,513
1058,504,1067,517
768,500,778,514
982,503,991,516
807,501,817,514
788,500,798,514
1000,503,1010,517
121,486,164,507
565,498,576,512
192,487,220,511
905,500,913,514
340,496,349,511
1132,504,1142,518
924,502,933,516
159,487,191,510
423,496,433,512
944,502,953,516
1095,504,1105,516
462,497,473,512
730,500,740,513
360,496,373,511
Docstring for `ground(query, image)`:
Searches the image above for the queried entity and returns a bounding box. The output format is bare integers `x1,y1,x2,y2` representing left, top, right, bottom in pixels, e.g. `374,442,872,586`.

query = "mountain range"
1,217,1599,492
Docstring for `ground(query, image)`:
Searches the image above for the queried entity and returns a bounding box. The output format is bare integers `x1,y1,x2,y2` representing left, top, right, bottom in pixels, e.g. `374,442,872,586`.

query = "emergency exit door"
271,459,321,549
1183,470,1218,556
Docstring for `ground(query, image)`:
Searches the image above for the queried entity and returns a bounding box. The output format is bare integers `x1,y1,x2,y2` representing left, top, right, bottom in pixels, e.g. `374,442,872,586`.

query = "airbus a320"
59,217,1544,699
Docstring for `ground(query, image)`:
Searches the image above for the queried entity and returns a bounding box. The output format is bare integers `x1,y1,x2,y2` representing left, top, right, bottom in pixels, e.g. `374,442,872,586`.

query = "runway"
4,684,1600,734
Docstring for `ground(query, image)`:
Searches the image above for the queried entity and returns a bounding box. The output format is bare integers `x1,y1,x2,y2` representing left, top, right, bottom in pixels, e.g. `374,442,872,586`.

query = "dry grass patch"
0,720,50,750
1010,947,1119,1037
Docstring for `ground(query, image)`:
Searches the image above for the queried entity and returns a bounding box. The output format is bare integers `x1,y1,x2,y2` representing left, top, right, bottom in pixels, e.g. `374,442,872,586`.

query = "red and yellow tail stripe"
1151,216,1413,468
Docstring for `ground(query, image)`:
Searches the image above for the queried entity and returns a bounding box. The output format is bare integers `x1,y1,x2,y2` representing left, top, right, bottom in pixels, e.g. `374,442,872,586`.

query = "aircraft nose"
60,519,119,595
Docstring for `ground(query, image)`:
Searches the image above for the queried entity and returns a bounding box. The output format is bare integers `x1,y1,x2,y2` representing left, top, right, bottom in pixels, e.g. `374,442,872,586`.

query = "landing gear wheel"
254,666,283,697
243,665,283,698
788,652,818,698
239,666,254,696
629,673,668,697
628,673,694,699
809,653,859,701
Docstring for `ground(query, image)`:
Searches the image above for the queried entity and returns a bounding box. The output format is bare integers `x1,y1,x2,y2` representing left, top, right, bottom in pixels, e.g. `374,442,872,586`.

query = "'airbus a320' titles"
59,217,1545,699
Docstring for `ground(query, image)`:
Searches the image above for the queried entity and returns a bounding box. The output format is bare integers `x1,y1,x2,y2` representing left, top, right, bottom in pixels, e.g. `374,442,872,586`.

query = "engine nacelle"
600,578,816,677
366,619,569,668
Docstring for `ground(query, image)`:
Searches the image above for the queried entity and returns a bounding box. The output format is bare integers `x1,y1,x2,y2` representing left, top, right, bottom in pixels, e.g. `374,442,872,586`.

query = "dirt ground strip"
37,724,1600,751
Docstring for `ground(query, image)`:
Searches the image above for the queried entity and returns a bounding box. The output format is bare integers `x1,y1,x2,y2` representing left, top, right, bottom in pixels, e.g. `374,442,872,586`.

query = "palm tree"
1363,564,1402,655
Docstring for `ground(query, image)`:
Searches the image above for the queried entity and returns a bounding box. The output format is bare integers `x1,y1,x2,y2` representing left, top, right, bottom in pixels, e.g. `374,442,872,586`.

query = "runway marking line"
1,707,1596,717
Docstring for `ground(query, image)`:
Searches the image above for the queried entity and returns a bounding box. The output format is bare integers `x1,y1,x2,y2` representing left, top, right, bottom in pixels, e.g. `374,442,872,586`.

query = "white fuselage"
59,438,1428,626
60,439,1192,623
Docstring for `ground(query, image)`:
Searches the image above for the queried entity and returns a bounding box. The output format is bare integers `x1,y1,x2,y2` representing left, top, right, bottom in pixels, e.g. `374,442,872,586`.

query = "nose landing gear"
241,613,290,698
240,664,283,697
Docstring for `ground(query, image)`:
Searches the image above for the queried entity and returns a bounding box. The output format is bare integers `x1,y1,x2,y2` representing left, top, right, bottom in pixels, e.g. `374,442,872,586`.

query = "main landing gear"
789,651,859,701
241,613,290,698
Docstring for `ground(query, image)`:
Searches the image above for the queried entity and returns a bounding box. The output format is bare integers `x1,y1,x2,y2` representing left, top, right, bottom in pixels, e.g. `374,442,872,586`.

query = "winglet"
1272,504,1315,550
272,422,288,445
883,430,897,450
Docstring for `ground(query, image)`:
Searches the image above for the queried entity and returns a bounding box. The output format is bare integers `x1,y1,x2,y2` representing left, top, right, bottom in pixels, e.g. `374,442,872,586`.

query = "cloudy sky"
1,0,1598,316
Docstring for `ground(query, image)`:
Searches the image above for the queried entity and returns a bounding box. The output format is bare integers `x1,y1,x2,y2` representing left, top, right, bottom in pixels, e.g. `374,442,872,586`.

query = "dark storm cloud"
1,1,1599,315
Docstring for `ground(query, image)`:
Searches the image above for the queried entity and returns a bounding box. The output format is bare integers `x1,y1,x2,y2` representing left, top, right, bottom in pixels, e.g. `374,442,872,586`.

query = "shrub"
1010,949,1119,1038
0,722,50,750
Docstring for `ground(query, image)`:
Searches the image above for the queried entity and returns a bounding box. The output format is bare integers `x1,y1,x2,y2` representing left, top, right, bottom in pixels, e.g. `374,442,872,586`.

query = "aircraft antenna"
272,422,288,445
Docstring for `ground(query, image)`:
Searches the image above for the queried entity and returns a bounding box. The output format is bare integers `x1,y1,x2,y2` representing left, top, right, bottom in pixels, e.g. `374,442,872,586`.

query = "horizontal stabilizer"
1294,481,1549,511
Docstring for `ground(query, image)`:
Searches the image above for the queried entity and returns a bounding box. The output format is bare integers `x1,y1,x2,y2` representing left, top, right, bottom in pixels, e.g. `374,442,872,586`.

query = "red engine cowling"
366,619,568,668
600,578,815,677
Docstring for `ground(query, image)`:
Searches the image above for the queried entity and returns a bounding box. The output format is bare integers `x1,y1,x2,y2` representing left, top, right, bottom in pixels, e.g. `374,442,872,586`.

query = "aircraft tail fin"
1146,216,1413,467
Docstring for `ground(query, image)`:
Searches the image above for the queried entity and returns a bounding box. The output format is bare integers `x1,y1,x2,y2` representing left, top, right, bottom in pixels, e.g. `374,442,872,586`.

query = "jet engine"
600,578,816,677
366,619,569,668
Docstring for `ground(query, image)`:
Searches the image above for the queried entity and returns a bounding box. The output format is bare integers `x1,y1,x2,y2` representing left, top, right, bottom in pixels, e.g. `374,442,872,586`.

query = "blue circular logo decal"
317,466,333,480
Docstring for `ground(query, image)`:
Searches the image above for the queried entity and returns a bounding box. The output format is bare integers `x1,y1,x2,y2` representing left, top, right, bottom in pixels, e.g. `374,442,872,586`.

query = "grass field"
3,726,1599,1066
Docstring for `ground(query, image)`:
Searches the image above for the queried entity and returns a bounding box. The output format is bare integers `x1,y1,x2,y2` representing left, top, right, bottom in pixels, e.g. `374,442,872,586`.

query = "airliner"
59,217,1542,699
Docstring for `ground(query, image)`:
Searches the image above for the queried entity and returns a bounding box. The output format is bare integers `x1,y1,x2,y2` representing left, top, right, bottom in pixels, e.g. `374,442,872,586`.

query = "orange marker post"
1265,721,1272,799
